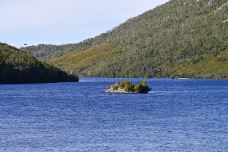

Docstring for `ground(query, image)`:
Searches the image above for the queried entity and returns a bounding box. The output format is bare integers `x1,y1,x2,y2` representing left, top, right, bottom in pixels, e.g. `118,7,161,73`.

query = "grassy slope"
46,0,228,79
175,50,228,79
0,43,78,83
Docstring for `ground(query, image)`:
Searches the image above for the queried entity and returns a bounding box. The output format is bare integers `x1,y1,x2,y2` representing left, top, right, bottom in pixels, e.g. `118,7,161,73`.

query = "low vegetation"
106,79,151,94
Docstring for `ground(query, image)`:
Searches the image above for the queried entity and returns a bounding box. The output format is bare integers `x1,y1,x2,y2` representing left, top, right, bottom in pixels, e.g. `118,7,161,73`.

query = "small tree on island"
134,78,151,93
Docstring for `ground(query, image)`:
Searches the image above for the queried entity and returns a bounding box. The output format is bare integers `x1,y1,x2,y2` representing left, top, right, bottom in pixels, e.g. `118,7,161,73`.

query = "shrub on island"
106,79,151,94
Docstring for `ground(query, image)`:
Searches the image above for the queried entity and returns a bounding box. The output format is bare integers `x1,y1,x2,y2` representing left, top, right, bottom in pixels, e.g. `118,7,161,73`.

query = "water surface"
0,78,228,151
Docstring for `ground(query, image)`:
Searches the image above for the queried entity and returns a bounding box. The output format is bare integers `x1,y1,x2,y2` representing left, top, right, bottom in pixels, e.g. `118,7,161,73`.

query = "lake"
0,78,228,152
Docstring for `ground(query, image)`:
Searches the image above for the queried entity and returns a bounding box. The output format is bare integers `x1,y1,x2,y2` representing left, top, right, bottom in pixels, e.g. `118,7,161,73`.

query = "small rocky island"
106,79,151,94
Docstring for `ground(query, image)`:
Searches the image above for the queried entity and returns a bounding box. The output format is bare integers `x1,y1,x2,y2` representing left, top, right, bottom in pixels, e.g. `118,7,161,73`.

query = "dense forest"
24,0,228,79
0,43,78,83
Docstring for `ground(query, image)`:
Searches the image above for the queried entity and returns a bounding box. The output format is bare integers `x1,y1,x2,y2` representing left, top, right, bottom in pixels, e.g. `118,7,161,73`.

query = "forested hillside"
22,44,78,61
0,43,78,83
27,0,228,79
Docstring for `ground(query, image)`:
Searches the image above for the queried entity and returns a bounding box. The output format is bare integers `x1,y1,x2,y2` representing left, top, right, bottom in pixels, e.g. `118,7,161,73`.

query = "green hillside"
0,43,78,83
22,44,78,61
29,0,228,79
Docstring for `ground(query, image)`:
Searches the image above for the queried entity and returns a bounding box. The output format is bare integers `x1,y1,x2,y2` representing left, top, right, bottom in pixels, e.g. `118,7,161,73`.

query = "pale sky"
0,0,169,47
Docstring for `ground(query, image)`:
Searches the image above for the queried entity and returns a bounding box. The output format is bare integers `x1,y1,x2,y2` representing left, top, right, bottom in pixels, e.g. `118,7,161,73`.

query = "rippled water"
0,78,228,152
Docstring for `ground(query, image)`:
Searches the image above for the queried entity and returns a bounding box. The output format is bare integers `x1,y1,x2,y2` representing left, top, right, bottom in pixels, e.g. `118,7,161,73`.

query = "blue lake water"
0,78,228,152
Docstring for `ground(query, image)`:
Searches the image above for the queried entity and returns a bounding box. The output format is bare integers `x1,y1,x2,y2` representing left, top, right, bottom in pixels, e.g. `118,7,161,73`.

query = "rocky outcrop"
208,0,216,6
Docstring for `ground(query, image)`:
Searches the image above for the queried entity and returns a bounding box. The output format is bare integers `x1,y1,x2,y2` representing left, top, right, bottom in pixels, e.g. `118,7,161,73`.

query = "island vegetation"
0,43,79,84
106,79,151,94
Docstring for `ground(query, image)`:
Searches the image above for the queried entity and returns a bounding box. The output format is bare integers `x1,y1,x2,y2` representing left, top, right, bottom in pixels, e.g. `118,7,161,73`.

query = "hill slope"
0,43,78,83
29,0,228,79
22,44,78,61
